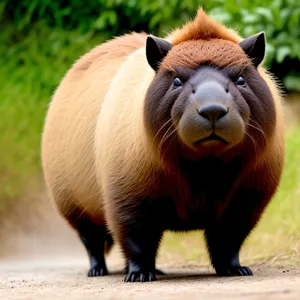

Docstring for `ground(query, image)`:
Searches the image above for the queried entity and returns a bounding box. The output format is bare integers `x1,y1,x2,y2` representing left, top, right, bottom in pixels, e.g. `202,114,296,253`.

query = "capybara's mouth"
195,133,229,145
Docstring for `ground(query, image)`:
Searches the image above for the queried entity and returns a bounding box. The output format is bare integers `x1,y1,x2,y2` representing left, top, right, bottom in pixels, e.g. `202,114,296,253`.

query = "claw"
124,271,157,282
140,273,146,282
125,266,165,276
87,265,108,277
148,272,156,282
216,266,253,277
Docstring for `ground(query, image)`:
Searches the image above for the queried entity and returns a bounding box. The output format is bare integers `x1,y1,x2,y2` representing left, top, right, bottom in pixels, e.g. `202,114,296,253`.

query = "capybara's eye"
236,76,246,86
173,77,183,88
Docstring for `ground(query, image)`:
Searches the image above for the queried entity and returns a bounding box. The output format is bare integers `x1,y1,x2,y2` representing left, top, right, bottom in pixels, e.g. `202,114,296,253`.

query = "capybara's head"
144,25,277,163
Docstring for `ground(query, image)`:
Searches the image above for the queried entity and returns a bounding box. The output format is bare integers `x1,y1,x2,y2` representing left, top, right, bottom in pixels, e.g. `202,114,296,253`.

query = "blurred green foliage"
208,0,300,92
0,0,299,204
0,26,100,204
2,0,300,90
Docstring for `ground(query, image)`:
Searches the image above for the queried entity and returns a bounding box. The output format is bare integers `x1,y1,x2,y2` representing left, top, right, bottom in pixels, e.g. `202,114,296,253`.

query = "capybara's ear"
146,36,172,71
239,32,266,68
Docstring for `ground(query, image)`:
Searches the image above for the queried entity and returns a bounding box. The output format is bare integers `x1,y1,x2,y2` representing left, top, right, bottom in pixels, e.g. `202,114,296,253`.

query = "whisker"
249,118,264,130
158,124,174,153
153,118,173,143
248,122,264,135
248,118,266,143
159,126,177,152
161,127,178,158
245,131,259,163
249,118,264,131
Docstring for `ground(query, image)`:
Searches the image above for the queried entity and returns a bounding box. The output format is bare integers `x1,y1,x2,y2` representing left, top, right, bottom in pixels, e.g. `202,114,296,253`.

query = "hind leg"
76,217,112,277
52,192,111,277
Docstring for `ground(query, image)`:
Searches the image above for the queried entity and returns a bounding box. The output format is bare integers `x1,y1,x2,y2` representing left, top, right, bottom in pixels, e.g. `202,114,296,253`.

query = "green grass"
0,25,105,205
1,25,300,266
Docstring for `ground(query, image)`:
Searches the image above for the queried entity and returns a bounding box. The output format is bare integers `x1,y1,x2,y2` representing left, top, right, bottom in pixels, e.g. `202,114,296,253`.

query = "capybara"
41,8,285,282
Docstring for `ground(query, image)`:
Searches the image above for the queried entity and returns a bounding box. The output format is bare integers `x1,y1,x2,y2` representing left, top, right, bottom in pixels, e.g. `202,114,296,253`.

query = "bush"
2,0,300,91
0,25,102,204
208,0,300,92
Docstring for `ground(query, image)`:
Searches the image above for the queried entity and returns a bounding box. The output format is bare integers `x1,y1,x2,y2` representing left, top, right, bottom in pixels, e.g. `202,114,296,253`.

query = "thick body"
42,9,285,282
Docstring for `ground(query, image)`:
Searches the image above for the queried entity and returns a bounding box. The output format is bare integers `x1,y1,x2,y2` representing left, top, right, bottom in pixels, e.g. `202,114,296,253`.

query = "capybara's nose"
198,103,228,122
192,81,229,123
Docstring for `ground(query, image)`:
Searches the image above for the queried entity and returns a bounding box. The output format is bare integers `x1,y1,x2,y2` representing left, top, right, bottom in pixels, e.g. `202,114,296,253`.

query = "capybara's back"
42,33,147,275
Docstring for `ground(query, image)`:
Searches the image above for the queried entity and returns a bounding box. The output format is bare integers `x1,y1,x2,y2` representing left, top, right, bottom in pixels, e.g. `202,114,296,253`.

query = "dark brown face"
144,33,276,162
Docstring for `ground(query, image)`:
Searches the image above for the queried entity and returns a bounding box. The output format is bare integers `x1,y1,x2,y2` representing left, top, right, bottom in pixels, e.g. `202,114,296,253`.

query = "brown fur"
167,8,242,44
162,8,248,70
42,32,148,226
162,39,250,70
42,7,285,281
74,32,147,72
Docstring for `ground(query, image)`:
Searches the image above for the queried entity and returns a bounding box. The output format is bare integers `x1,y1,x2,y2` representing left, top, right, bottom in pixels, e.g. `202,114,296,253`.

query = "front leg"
124,225,163,282
205,188,271,276
107,200,163,282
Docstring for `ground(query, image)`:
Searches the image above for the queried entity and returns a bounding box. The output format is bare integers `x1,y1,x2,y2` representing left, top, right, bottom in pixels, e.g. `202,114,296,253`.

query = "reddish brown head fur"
168,8,241,45
162,39,250,71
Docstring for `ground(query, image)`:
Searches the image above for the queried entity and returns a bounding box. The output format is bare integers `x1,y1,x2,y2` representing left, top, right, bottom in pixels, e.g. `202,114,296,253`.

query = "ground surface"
0,190,299,300
1,256,300,300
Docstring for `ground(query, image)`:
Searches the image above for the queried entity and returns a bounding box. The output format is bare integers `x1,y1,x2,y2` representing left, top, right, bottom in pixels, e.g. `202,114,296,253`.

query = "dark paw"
124,271,157,282
125,265,165,276
216,266,253,277
87,265,108,277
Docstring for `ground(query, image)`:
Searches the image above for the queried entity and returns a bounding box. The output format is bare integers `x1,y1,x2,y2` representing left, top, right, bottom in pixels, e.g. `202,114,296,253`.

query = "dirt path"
1,253,300,300
1,194,300,300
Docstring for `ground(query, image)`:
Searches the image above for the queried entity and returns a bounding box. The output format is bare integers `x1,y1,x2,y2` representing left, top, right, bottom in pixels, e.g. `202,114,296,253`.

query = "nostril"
198,104,228,121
